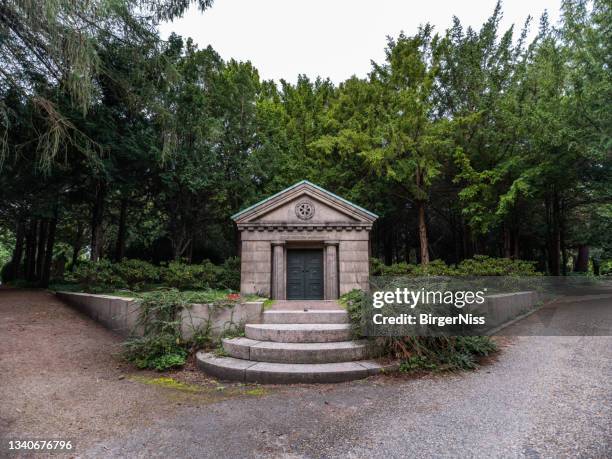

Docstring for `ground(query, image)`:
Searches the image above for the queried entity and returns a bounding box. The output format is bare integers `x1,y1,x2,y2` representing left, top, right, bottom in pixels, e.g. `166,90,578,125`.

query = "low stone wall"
180,301,264,340
56,292,264,339
480,291,541,331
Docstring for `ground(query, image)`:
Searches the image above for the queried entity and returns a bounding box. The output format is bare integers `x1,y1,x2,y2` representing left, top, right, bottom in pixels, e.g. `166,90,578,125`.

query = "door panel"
287,249,324,300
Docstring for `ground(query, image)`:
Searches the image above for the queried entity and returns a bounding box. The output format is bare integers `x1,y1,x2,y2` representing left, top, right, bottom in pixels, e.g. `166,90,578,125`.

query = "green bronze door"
287,249,324,300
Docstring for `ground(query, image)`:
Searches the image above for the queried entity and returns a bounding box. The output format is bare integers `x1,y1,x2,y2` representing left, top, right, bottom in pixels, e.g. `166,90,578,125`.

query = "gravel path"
1,289,610,458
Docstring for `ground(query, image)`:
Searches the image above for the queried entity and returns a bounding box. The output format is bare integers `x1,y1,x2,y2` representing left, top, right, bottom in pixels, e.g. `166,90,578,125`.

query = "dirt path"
0,288,276,456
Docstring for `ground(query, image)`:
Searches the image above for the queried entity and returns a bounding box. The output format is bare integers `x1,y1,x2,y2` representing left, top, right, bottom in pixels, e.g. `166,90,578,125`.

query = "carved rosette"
295,200,315,220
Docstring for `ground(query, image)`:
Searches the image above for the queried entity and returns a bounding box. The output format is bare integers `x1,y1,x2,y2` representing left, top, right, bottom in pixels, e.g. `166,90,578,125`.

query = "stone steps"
262,309,348,324
196,302,395,384
222,337,373,363
196,352,394,384
245,323,352,343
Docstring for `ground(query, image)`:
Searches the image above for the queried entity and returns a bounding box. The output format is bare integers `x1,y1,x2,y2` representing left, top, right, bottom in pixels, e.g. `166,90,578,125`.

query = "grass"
130,376,204,393
128,375,268,399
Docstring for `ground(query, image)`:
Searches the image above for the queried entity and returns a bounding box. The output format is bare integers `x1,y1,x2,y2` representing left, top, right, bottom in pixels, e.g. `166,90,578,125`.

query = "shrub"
338,288,367,337
124,333,188,370
370,255,540,277
216,256,241,290
161,260,220,290
122,289,191,370
122,287,249,370
113,259,160,290
340,289,498,372
454,255,539,276
382,335,497,372
68,259,126,291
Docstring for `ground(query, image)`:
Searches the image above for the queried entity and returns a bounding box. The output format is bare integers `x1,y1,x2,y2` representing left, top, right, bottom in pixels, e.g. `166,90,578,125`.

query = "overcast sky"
158,0,562,83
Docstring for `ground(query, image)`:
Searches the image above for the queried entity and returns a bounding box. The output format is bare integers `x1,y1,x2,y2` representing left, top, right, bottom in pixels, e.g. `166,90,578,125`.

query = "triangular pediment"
232,181,377,225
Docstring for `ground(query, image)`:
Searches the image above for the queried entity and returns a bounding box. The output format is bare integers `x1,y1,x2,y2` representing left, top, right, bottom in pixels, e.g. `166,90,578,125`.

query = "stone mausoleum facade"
232,181,378,300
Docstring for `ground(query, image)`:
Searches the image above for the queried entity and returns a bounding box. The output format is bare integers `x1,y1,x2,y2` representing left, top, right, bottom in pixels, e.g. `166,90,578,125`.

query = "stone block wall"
240,240,272,296
482,291,541,329
56,292,264,340
338,239,370,295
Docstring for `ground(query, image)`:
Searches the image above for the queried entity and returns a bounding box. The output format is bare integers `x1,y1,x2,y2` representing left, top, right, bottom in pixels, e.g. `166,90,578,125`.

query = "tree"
0,0,213,169
363,26,452,265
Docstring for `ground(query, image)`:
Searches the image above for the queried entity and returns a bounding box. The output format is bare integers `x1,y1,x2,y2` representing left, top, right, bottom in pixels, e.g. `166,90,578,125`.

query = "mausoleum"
232,180,378,300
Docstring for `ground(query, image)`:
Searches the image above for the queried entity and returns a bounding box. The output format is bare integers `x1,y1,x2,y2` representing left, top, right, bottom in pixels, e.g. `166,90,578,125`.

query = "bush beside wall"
64,258,240,293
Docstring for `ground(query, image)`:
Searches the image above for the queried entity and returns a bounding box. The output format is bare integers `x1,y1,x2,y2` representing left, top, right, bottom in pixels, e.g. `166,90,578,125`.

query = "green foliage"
68,260,127,292
340,289,498,372
65,257,242,294
0,237,12,272
338,289,367,337
113,259,161,289
123,289,191,370
124,334,188,371
1,1,610,291
454,256,539,276
160,260,220,290
121,288,246,371
370,256,539,277
399,355,438,372
216,256,241,290
391,336,497,372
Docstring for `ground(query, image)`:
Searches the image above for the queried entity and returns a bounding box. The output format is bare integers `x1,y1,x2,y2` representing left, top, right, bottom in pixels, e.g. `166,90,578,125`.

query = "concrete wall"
56,292,140,337
56,292,264,340
180,301,264,340
476,291,541,331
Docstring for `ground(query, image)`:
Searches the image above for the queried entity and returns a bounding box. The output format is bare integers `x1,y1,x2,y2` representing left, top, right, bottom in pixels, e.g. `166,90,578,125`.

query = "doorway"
286,249,324,300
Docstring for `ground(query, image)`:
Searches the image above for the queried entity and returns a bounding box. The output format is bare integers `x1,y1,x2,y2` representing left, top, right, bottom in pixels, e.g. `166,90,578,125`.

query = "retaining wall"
480,291,541,330
56,292,264,339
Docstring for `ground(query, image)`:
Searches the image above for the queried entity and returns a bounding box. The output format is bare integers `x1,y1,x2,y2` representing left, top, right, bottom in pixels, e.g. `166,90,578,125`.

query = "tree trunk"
545,193,561,276
383,219,392,265
171,223,191,261
35,219,48,280
71,222,84,270
416,200,430,265
40,216,57,287
560,219,567,276
10,219,25,279
574,245,589,272
404,217,411,263
91,182,106,262
503,225,512,258
593,258,600,276
513,229,520,260
24,219,37,281
462,221,473,260
114,198,128,262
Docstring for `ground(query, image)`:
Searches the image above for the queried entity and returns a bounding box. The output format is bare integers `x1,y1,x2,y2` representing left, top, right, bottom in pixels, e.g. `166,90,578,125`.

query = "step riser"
223,341,372,364
263,311,348,324
245,326,352,343
246,367,369,384
251,346,368,364
196,352,393,384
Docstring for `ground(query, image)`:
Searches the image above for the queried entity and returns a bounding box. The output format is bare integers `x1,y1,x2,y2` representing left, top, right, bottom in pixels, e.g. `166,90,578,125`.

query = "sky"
158,0,562,84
